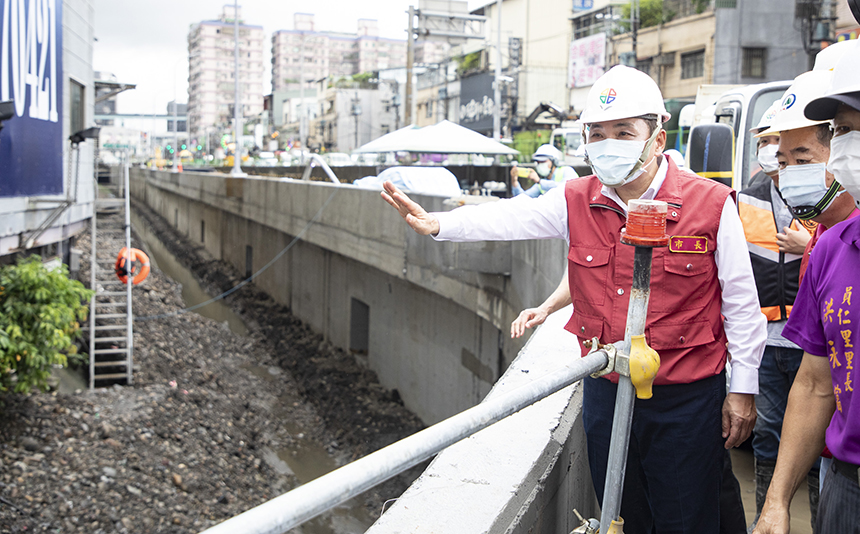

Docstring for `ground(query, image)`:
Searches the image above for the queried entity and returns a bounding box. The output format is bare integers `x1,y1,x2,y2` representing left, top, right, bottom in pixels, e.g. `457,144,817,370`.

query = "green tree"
0,257,93,394
620,0,676,31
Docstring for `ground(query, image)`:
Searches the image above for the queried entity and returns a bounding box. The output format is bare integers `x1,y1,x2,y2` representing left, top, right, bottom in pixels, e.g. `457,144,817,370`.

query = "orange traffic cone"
177,161,183,172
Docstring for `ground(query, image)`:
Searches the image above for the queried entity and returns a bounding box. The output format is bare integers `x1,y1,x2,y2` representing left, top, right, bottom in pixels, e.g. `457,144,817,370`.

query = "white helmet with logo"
805,39,860,121
532,144,562,165
750,100,781,134
755,70,832,137
579,65,671,125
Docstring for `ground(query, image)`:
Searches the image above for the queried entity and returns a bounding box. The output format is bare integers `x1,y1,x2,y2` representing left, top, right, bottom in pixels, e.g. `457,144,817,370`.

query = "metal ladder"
88,160,134,389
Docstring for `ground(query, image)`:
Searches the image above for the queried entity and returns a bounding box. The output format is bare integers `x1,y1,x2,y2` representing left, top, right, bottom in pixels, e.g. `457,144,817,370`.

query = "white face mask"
827,130,860,210
584,126,660,187
535,161,552,178
777,163,842,220
757,144,779,174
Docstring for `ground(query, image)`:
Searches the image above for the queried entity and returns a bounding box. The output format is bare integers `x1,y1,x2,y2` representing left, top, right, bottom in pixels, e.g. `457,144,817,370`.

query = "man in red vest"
381,65,766,533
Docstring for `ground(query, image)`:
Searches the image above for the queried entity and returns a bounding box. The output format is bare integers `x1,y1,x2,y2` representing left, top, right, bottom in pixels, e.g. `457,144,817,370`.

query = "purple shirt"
783,216,860,465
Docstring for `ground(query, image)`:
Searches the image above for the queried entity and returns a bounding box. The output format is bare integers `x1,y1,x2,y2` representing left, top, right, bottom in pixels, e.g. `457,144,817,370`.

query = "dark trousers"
583,373,725,534
817,460,860,533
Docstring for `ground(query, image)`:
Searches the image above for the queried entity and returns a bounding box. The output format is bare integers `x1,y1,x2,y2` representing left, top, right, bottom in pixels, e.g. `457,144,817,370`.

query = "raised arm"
511,270,571,338
381,180,440,236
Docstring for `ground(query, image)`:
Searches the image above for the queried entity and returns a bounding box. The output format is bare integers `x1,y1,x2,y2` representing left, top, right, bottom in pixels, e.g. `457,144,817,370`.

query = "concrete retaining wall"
130,168,569,425
365,307,598,534
129,168,597,533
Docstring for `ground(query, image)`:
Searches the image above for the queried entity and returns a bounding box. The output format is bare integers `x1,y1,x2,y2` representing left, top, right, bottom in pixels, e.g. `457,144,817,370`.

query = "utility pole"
405,6,414,126
231,0,246,177
299,32,307,165
391,79,401,130
492,0,502,140
631,0,639,63
352,92,362,149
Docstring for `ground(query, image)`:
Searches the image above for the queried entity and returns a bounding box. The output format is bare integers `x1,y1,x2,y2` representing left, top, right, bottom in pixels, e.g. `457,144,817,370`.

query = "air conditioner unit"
655,53,675,66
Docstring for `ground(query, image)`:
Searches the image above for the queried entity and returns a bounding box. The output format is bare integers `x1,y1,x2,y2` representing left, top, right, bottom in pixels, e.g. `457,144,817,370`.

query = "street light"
231,0,246,177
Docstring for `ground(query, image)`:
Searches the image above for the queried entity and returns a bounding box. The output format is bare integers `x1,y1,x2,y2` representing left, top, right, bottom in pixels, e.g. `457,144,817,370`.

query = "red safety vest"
564,159,733,386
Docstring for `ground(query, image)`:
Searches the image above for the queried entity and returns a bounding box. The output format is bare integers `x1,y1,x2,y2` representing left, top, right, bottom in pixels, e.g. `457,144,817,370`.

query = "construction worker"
754,42,860,534
381,65,766,534
509,144,578,197
754,73,860,284
739,100,818,529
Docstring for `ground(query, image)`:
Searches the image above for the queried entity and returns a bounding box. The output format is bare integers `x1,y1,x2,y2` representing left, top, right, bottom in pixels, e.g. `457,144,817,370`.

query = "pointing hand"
381,181,441,236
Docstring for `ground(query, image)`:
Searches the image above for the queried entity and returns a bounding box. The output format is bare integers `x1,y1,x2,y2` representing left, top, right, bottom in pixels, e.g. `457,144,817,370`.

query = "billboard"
0,0,64,198
569,33,605,89
459,72,495,133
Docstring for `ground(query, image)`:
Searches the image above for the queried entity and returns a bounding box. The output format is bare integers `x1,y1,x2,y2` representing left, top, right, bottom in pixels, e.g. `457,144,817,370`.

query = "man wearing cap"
755,43,860,534
510,144,579,197
738,100,818,527
382,65,766,534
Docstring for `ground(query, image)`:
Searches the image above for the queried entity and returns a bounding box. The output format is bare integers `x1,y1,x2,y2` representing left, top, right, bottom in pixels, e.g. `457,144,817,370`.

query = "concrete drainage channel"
131,211,376,534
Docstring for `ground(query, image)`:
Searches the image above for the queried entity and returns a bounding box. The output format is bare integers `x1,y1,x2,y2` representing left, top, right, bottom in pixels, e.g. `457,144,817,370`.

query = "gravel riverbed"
0,198,425,534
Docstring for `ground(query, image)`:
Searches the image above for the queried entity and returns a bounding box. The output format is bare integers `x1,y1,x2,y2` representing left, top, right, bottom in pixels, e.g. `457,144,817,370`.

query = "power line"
135,188,339,321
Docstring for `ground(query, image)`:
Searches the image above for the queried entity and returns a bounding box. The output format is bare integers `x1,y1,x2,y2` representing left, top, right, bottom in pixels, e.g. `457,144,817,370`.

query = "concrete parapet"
365,306,598,534
129,168,568,424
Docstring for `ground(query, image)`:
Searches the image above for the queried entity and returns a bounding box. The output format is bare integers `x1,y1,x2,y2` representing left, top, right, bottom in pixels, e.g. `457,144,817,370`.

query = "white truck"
686,81,790,192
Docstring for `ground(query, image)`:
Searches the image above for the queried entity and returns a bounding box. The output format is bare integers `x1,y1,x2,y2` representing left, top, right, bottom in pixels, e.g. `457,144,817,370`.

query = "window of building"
70,79,85,136
742,47,766,78
636,58,652,76
681,49,705,79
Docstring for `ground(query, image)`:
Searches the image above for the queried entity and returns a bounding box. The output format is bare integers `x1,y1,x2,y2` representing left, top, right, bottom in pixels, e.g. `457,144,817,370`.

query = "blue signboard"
0,0,64,198
572,0,594,10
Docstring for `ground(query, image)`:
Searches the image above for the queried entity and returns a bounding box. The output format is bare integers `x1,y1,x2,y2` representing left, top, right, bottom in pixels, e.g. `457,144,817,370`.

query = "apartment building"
186,5,265,145
271,14,408,92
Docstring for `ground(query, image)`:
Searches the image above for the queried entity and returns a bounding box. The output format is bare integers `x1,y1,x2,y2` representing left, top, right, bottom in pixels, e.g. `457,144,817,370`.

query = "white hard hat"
812,39,857,71
532,144,562,165
805,39,860,121
755,70,832,138
750,100,782,133
579,65,671,125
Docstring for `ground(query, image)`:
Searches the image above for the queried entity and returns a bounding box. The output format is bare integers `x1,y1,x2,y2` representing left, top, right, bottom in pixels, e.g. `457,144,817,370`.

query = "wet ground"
0,198,424,534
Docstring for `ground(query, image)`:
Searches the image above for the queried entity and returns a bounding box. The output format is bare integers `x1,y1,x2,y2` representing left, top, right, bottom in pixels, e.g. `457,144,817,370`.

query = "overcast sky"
93,0,475,115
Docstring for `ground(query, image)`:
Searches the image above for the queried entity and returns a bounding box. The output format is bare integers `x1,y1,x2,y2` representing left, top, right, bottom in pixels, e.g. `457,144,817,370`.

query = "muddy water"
131,211,248,337
131,211,375,534
245,365,376,534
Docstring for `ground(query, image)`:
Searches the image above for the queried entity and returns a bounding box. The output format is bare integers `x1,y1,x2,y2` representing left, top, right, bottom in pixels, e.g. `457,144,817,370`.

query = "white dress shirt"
433,158,767,394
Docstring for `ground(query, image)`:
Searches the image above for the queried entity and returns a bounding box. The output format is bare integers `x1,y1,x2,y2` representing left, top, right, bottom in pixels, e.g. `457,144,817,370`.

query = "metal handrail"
200,350,610,534
300,154,340,184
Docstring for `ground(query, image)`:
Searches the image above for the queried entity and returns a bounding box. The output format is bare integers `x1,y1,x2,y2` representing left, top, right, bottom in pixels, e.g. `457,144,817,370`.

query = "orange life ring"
115,247,151,285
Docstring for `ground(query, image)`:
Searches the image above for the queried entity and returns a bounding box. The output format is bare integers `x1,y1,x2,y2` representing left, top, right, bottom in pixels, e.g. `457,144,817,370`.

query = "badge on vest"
669,235,709,253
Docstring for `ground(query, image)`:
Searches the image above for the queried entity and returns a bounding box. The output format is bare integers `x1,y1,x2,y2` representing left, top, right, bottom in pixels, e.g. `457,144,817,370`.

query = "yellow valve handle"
629,334,660,400
603,518,625,534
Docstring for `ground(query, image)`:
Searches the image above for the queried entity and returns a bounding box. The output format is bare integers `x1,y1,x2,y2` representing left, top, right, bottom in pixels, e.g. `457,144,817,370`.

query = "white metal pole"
493,0,502,140
231,0,246,177
123,156,133,384
88,148,96,391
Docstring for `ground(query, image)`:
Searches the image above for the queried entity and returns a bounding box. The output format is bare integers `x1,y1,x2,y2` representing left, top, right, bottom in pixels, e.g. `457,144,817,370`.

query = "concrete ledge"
365,305,598,534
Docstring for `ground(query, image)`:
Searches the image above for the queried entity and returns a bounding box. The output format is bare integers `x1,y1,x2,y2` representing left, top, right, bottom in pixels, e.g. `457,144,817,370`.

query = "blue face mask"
777,163,842,220
584,125,660,187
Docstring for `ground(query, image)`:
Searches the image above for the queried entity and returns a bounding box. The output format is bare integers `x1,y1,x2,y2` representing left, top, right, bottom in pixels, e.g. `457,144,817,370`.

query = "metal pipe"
123,157,133,385
88,168,96,391
200,350,610,534
493,0,502,140
599,245,653,529
230,0,245,177
405,6,414,126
